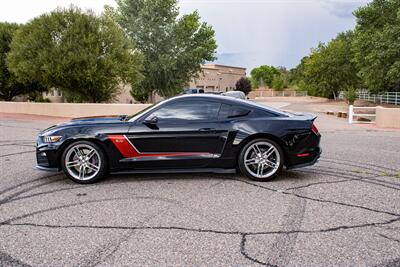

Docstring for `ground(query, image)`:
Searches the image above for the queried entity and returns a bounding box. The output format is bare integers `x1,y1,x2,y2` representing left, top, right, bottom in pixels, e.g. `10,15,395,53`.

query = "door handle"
198,128,216,132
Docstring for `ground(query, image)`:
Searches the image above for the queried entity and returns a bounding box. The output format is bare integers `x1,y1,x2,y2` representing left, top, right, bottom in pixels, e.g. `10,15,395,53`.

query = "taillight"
311,123,319,135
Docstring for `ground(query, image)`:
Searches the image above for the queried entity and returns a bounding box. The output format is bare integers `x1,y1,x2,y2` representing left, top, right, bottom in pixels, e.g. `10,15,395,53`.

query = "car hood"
70,115,128,123
40,115,128,135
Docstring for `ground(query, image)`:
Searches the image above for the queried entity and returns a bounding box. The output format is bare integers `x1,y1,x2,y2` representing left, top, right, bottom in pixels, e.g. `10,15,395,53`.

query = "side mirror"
143,116,158,125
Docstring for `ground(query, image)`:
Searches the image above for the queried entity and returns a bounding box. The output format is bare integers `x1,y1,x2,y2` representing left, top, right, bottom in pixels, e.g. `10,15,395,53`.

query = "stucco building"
187,64,246,92
43,64,246,103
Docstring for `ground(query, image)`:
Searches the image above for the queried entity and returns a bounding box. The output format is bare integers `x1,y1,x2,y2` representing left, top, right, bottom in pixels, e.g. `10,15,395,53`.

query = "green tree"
235,77,252,95
115,0,217,101
0,22,45,101
271,74,287,90
288,56,308,90
353,0,400,92
271,67,289,90
7,7,143,103
303,31,360,99
250,65,280,88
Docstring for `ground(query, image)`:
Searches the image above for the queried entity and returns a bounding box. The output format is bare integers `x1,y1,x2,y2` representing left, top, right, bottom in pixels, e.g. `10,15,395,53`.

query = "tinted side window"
149,101,221,122
218,104,250,119
218,104,231,119
230,106,251,118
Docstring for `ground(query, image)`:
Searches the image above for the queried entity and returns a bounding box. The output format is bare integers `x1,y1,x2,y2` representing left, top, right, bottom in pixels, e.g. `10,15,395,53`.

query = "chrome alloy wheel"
243,141,280,179
64,144,101,181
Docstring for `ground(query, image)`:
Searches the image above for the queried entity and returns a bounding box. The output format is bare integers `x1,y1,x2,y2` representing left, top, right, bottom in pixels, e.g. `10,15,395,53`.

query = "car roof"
167,94,288,116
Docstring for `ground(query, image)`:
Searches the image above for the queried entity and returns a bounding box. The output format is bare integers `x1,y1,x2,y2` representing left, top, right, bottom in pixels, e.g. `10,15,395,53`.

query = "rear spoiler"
284,110,317,121
309,114,317,122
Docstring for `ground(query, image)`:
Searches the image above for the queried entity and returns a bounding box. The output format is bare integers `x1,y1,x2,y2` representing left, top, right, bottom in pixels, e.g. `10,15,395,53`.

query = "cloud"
320,0,370,18
213,53,244,66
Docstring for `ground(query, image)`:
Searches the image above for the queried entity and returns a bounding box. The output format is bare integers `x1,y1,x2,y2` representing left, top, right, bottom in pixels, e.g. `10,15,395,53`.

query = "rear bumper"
286,147,321,170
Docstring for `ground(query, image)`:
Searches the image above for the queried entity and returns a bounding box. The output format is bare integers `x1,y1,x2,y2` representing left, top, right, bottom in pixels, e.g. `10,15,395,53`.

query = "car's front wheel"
238,138,284,182
61,141,107,184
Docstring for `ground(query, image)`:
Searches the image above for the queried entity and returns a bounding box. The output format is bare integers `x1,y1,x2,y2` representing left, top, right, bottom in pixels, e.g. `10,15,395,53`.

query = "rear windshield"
233,99,289,117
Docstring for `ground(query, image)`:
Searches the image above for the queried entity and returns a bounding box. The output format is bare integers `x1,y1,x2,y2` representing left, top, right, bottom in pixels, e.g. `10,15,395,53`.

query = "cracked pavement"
0,101,399,267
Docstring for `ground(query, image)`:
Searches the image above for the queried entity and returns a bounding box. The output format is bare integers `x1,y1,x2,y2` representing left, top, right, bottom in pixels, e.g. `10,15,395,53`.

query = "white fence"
358,91,400,105
293,91,308,97
348,105,377,124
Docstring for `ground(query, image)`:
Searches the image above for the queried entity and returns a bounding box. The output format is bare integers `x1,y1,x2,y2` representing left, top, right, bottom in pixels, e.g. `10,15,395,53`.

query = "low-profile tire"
238,138,284,182
61,140,107,184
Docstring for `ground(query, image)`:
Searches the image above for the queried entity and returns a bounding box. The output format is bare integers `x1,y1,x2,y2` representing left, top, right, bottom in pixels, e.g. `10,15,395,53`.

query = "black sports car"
36,94,321,184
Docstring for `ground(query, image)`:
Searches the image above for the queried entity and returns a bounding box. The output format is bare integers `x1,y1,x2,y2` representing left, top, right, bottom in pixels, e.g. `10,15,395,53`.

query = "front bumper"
36,137,62,171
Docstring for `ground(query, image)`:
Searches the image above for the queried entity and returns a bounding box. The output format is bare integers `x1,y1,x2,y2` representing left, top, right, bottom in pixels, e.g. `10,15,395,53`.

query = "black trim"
35,165,61,172
119,154,218,162
110,168,237,175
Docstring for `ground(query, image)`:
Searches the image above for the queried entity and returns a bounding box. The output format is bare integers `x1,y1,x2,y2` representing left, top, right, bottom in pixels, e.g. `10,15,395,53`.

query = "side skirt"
110,168,237,175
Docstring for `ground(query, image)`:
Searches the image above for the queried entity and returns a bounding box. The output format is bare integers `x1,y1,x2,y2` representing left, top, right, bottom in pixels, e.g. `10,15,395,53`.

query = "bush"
343,87,357,105
235,77,252,95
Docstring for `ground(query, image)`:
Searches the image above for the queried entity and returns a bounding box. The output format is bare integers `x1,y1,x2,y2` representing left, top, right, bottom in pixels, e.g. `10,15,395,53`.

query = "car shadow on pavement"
93,169,311,185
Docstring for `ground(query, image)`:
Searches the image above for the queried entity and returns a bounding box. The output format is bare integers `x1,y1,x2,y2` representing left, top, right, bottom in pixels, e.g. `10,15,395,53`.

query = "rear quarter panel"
217,116,318,168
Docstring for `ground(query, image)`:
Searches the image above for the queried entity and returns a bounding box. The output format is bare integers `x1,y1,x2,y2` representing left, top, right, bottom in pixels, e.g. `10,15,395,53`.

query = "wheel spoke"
87,162,99,172
253,144,262,155
263,146,274,158
257,163,264,176
86,149,96,160
78,165,86,179
66,160,80,168
265,159,277,169
245,158,257,166
74,147,83,158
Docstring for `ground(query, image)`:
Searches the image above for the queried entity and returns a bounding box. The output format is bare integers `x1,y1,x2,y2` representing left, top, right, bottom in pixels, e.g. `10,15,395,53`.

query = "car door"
125,99,229,169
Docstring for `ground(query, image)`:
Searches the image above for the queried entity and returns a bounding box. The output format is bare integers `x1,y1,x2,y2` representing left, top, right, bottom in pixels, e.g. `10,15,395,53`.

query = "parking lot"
0,100,399,267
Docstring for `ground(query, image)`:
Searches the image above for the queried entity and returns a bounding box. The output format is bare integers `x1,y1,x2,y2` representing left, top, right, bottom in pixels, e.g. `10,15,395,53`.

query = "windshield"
127,103,157,121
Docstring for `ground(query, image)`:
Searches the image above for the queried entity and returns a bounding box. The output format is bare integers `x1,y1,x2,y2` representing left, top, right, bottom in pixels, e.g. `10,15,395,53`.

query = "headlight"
42,136,62,143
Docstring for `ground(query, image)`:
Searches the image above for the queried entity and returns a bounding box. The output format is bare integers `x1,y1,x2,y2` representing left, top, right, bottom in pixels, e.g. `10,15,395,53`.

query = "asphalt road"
0,102,399,267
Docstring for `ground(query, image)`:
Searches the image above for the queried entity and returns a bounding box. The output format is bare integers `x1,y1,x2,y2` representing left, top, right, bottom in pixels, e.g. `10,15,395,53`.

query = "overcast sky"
0,0,371,71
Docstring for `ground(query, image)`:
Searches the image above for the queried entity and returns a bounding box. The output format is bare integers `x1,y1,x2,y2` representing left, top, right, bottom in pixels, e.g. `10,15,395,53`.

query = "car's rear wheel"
238,138,283,182
61,141,107,184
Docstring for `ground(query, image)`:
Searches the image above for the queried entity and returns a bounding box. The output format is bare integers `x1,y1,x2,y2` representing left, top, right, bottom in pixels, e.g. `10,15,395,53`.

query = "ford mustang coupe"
36,94,321,184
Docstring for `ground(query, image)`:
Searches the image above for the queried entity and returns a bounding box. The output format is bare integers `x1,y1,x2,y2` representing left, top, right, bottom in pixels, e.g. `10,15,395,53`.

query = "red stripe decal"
108,135,211,158
108,135,140,158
